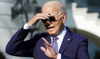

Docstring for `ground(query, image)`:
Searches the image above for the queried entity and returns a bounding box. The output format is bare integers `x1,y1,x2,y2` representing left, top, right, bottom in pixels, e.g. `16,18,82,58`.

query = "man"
6,1,89,59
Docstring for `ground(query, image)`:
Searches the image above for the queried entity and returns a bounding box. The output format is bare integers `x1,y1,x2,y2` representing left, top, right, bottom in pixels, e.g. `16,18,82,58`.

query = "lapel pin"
67,39,71,41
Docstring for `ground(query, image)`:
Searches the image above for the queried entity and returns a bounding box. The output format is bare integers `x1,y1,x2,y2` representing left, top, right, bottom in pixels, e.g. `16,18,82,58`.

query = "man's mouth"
46,26,54,29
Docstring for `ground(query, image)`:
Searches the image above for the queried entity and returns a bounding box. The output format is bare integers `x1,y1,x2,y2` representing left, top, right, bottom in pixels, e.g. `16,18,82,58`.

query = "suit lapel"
40,33,51,49
59,27,73,54
45,34,51,44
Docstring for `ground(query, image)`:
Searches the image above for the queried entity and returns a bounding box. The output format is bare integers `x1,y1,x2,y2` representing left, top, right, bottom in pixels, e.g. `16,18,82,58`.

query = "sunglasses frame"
41,12,65,23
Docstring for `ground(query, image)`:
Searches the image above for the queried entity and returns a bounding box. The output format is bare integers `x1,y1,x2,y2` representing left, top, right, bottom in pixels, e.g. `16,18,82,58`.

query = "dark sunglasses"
41,16,56,23
41,12,65,23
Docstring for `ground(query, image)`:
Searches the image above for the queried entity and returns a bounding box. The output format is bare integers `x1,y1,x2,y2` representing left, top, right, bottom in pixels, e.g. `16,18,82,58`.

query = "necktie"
51,37,58,53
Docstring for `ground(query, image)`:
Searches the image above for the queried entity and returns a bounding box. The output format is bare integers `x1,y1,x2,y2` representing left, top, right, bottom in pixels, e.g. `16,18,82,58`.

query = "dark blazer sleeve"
77,39,89,59
5,27,37,57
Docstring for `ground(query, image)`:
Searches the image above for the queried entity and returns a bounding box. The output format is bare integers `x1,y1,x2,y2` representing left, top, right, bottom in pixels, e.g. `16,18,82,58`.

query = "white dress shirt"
23,23,67,59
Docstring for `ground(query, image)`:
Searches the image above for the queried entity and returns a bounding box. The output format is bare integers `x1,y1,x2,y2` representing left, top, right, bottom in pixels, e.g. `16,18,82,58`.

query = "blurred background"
0,0,100,59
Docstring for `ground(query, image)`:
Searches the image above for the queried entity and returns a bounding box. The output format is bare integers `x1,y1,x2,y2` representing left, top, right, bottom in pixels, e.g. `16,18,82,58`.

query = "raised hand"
40,37,58,59
27,13,50,26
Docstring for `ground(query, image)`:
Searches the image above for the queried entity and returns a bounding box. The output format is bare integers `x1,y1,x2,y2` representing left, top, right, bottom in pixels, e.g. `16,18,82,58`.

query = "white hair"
42,1,66,14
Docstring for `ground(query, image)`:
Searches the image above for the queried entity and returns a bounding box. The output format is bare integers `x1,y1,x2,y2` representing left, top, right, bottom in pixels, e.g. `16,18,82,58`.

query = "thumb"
40,46,46,53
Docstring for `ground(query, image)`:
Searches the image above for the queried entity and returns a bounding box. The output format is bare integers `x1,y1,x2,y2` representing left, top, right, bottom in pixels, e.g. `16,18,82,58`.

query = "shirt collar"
57,26,67,40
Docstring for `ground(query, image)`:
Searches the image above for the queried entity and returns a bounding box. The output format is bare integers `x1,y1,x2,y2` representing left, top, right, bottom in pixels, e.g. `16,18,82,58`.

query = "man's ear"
62,13,66,23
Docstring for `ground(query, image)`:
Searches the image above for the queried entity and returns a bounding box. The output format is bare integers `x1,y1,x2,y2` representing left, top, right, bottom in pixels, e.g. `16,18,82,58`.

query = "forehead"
42,5,60,15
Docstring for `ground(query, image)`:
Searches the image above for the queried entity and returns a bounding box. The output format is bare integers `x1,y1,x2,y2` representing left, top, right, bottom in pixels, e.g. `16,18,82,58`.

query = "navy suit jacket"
6,27,89,59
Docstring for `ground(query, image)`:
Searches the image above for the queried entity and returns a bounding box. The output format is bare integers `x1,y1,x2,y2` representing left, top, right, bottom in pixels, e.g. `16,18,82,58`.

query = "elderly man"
6,1,89,59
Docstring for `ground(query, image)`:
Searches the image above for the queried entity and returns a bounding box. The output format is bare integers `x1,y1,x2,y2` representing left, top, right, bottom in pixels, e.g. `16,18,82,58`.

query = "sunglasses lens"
41,16,56,23
49,16,55,22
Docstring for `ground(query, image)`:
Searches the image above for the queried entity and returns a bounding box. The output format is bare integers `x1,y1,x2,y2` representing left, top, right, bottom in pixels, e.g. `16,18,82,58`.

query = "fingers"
42,37,52,48
42,37,49,44
40,46,46,52
28,13,51,26
41,37,58,58
36,13,51,20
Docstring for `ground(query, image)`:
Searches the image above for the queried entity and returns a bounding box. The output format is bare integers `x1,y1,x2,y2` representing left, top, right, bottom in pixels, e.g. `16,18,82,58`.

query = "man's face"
42,6,65,36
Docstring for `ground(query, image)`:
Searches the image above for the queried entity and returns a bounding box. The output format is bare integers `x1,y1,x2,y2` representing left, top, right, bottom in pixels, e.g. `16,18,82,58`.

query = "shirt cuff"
23,23,32,29
57,53,61,59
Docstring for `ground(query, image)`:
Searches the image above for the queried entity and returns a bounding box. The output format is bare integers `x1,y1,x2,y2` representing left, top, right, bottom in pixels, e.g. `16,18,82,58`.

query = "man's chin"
48,32,57,37
47,29,57,36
